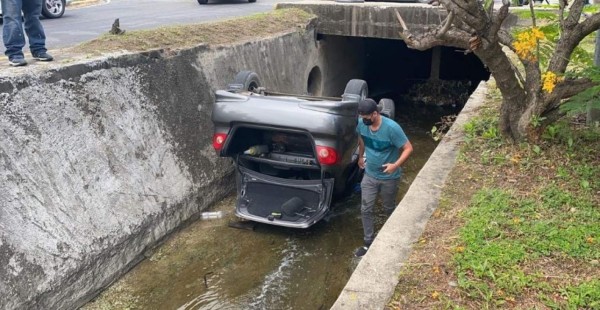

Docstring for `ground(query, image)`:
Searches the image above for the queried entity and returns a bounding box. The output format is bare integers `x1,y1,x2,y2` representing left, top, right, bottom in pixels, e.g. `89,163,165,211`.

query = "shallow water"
83,109,442,310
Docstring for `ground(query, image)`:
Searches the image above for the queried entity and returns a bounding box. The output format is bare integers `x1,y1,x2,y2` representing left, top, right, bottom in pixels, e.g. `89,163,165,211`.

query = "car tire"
42,0,65,19
197,0,208,4
343,79,368,102
378,98,395,119
249,0,257,2
229,71,261,93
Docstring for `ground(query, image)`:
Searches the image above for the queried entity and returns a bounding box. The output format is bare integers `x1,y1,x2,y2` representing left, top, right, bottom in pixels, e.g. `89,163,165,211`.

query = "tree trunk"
476,43,529,140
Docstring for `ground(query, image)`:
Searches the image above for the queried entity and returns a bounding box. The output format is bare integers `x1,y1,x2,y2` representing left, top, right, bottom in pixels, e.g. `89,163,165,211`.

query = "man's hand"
358,156,365,169
382,163,399,174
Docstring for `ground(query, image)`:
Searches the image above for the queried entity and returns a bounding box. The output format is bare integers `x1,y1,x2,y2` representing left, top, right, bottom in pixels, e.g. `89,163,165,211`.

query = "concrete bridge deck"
276,1,449,40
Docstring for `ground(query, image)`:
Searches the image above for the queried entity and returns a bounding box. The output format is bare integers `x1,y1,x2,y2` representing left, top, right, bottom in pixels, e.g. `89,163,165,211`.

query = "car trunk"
226,126,334,228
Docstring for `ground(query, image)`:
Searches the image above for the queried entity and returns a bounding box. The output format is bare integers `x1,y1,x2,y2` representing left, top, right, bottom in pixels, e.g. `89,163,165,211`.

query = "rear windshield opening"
227,127,315,157
239,160,322,180
227,127,321,180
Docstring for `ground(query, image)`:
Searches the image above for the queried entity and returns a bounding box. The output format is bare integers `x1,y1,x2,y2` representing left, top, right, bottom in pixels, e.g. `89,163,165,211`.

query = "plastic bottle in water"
243,145,269,156
201,211,224,220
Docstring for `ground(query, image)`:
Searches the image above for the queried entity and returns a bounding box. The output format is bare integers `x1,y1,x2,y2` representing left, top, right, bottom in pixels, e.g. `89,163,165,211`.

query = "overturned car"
210,71,394,228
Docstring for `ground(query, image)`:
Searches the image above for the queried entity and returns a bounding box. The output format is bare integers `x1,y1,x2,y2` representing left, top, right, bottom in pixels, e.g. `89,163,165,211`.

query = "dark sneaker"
9,56,27,67
354,245,369,257
33,52,53,61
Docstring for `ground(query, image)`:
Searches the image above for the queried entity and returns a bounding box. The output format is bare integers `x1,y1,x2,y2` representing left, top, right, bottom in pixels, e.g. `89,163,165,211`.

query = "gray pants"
360,174,399,245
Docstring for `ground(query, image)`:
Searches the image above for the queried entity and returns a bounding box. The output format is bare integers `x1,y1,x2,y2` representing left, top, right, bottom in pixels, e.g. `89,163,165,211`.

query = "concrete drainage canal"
0,18,489,310
83,34,488,309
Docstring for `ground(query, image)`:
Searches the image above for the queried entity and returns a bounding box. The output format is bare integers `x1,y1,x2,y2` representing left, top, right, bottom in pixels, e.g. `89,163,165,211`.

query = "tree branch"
558,0,565,33
540,78,597,119
540,105,565,125
437,11,455,38
496,30,526,87
497,29,514,51
439,0,489,33
395,10,415,45
552,77,597,100
488,3,510,42
574,12,600,41
549,12,600,73
564,0,586,30
396,9,470,50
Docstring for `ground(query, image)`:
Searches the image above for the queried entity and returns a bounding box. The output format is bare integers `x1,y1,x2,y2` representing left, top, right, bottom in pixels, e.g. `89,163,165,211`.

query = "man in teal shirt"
355,98,413,257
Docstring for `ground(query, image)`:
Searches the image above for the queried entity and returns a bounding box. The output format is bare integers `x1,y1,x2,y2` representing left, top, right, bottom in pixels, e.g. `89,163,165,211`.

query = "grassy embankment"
387,46,600,310
68,8,314,55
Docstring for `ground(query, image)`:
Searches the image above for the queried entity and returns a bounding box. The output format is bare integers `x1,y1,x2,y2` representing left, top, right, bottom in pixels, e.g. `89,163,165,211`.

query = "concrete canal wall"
0,26,335,309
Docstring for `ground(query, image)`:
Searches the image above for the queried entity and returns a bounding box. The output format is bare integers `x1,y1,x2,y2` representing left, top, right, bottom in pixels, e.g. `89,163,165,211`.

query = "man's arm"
382,140,413,173
357,135,365,169
393,141,413,169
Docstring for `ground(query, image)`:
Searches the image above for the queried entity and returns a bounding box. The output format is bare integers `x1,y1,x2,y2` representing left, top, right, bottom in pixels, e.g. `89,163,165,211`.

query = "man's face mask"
361,112,375,126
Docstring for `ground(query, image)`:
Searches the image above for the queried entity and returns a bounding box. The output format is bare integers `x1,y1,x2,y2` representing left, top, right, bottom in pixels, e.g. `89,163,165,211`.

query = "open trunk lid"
236,166,334,228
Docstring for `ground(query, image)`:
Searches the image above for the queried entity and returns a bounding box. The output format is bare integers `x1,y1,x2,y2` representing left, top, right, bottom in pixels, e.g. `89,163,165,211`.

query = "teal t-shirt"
356,117,409,180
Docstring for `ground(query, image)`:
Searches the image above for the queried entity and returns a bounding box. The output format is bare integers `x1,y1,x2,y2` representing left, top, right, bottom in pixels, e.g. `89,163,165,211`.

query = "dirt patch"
67,9,315,56
386,162,481,309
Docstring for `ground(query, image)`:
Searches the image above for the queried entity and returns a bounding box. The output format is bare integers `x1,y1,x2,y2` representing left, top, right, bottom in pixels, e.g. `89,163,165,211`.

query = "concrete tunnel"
307,35,490,116
0,9,490,309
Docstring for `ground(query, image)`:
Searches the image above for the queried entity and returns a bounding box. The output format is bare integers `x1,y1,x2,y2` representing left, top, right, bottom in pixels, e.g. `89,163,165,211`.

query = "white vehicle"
0,0,72,19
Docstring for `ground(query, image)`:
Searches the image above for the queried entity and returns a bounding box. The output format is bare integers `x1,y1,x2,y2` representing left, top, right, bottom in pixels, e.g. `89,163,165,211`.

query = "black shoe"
9,56,27,67
354,246,369,257
33,52,53,61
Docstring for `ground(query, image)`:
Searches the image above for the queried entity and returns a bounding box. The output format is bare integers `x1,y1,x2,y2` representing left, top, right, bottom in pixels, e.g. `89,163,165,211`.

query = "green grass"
450,102,600,308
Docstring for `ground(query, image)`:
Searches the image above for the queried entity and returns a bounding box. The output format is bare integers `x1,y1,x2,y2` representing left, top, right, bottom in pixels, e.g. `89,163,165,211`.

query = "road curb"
331,81,490,309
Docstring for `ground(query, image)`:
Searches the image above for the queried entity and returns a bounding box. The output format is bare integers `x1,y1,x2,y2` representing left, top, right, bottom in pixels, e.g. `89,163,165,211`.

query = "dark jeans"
360,174,400,245
1,0,47,58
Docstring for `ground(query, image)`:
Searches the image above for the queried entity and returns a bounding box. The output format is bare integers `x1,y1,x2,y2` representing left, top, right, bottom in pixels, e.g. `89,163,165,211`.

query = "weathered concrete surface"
0,26,325,309
277,1,446,40
331,81,489,309
276,1,519,40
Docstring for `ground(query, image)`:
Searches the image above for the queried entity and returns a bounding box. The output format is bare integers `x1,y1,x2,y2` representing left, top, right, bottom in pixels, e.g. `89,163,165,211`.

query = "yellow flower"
532,27,545,40
512,27,545,62
542,71,563,93
431,291,440,299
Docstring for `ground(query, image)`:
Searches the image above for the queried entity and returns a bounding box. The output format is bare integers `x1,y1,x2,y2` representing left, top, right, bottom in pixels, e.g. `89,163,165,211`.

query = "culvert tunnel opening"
320,35,490,129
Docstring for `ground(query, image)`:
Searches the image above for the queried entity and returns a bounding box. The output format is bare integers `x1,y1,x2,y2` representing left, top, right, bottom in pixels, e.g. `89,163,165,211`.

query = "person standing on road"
1,0,54,66
354,98,413,257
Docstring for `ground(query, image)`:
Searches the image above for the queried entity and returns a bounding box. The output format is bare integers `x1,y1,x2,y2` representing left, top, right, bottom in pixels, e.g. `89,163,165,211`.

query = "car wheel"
229,71,261,93
343,79,368,102
378,98,395,119
249,0,257,2
42,0,65,19
197,0,208,4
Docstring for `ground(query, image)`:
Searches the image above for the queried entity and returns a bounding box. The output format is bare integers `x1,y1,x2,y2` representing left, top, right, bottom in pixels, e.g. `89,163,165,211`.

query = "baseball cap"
357,98,377,115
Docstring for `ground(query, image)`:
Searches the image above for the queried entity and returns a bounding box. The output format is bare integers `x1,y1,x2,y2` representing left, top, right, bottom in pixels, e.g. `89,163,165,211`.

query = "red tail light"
316,145,338,165
212,133,227,152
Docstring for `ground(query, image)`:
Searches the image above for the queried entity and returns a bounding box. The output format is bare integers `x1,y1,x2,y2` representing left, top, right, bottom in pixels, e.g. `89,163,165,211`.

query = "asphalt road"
1,0,299,54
